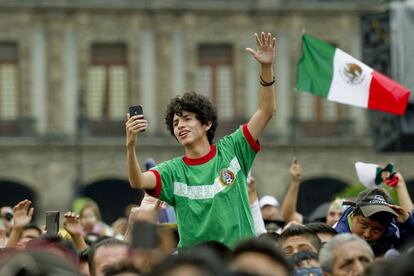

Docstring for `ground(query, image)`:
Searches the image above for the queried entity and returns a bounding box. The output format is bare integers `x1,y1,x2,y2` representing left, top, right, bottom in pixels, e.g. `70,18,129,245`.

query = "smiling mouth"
179,131,189,138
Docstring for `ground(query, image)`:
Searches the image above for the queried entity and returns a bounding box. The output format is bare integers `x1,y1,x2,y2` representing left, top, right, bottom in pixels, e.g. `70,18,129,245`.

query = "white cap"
355,162,379,187
259,195,280,208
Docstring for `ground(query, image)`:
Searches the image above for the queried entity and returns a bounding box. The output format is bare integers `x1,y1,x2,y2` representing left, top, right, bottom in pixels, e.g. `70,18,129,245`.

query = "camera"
4,211,13,222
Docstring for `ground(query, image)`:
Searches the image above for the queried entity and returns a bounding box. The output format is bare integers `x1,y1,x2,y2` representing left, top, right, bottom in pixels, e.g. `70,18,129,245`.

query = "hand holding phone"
129,105,144,117
45,211,60,236
128,105,146,132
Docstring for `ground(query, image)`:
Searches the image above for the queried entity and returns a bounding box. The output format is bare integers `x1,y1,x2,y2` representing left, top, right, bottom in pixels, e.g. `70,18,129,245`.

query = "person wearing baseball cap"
334,187,414,256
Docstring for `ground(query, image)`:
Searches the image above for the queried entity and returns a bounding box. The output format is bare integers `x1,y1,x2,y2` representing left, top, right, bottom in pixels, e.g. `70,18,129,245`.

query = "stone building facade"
0,0,411,222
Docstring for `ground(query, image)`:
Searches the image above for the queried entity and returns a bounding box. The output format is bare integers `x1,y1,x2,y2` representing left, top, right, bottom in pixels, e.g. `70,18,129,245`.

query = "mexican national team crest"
220,168,235,186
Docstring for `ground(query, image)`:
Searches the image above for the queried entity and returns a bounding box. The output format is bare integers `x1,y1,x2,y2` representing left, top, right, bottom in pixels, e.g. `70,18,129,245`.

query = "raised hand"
125,114,148,146
245,32,276,66
388,204,410,224
63,211,83,236
12,199,34,228
247,174,257,205
129,200,161,224
289,157,302,182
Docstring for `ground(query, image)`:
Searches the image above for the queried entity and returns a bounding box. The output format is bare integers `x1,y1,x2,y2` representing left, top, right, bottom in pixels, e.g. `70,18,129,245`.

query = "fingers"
125,116,148,133
64,211,80,221
254,32,276,47
13,199,32,213
154,199,162,210
28,207,34,218
254,33,261,46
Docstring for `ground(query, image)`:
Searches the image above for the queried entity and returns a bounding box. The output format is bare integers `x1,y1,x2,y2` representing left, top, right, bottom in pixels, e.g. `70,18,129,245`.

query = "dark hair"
306,222,337,236
148,247,228,276
88,238,128,276
164,92,218,144
258,232,281,246
280,225,322,252
192,240,232,263
23,223,42,236
232,238,293,275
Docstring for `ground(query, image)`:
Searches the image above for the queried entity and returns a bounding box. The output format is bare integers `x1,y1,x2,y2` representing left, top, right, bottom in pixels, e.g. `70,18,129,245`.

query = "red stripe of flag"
368,71,410,116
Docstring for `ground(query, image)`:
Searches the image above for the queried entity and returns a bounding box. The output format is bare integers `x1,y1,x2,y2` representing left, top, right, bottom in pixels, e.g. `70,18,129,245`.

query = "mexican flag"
296,34,410,116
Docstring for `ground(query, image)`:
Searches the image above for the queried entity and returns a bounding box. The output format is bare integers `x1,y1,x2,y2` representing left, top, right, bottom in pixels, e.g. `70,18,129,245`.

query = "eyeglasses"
294,267,324,276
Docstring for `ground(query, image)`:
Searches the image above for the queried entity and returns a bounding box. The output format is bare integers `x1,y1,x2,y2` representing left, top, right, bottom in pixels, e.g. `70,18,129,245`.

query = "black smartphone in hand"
45,211,60,236
129,105,144,117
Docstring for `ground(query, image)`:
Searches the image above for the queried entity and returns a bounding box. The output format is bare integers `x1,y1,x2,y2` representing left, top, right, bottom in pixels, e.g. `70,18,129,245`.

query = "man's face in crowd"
93,244,128,276
281,235,318,257
16,228,41,250
329,240,373,276
231,252,289,276
350,215,386,243
326,207,343,227
173,111,209,146
261,205,280,221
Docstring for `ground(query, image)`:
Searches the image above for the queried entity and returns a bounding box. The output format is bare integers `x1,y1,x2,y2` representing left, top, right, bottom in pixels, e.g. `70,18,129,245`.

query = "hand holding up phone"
126,105,148,145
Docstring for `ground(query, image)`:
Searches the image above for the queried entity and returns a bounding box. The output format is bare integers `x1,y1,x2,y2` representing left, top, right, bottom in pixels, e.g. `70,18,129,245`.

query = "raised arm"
281,158,304,223
245,32,277,141
393,173,414,212
125,114,156,190
6,199,34,248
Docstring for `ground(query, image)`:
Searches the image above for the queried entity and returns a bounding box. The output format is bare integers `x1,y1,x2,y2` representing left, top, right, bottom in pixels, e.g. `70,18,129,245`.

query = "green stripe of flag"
296,34,336,97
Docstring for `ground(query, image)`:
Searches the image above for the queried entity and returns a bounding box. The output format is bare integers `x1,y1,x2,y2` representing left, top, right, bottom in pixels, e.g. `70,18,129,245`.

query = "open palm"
63,212,83,235
13,200,34,228
246,32,276,65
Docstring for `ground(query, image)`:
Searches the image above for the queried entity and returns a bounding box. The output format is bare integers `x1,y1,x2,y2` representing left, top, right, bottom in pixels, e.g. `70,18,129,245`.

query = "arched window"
296,177,348,218
0,180,37,218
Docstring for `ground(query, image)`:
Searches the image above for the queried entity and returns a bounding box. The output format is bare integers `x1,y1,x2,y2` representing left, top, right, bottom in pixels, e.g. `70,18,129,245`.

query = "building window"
294,92,351,137
0,42,24,136
0,43,18,120
195,44,235,122
86,43,128,135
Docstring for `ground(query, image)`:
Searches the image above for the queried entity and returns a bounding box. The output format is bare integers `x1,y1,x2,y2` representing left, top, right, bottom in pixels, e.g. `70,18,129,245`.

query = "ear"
204,121,212,131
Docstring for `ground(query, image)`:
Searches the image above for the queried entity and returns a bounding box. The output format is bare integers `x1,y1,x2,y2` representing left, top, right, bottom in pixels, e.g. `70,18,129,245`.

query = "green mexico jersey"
147,124,260,249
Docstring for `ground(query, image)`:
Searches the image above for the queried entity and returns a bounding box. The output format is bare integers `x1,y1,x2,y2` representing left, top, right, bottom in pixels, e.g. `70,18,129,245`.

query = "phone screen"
45,211,60,236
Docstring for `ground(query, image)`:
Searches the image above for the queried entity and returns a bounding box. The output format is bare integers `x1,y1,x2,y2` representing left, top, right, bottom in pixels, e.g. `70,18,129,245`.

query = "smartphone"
129,105,144,117
45,211,60,236
131,221,159,250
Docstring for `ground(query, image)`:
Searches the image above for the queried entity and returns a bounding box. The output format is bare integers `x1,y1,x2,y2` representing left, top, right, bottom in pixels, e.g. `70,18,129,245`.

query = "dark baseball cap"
356,194,398,217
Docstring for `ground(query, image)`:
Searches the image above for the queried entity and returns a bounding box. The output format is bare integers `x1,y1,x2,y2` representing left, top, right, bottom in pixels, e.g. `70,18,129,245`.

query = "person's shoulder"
217,125,244,142
156,156,185,168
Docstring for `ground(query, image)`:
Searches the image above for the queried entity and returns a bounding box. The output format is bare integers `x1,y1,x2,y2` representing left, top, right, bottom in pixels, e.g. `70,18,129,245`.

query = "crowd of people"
1,31,414,276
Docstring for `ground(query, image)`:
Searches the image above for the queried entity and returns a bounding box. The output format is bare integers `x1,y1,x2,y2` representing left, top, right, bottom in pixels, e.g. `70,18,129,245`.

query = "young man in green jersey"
125,32,276,249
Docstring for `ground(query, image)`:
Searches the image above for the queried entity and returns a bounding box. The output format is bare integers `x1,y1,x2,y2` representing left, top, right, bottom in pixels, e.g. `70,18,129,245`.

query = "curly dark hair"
164,92,218,144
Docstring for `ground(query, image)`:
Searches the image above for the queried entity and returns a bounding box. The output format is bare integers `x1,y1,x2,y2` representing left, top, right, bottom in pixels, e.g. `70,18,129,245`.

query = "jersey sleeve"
218,124,260,176
145,160,176,207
